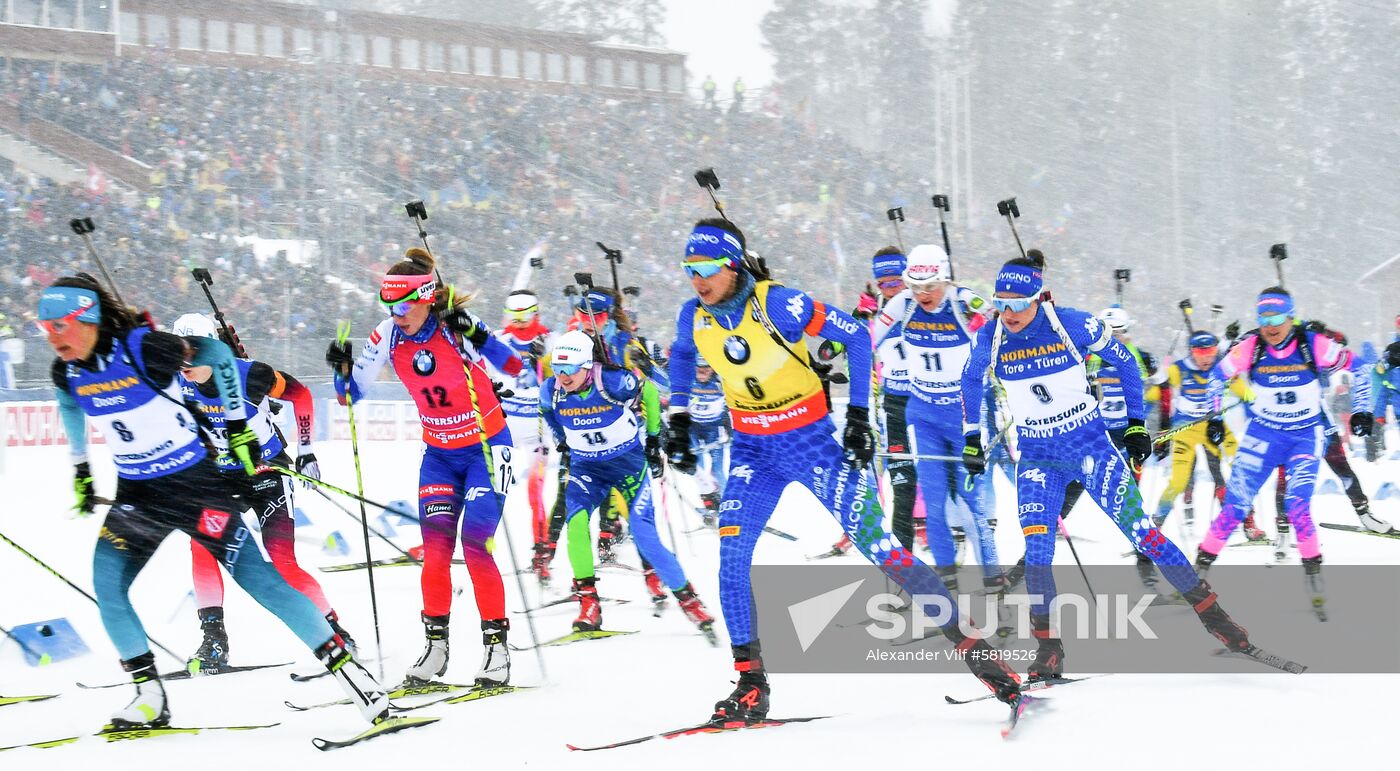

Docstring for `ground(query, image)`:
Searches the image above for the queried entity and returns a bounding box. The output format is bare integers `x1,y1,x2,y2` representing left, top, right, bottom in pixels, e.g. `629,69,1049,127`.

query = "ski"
1001,694,1043,739
509,629,637,651
1213,645,1307,674
1,723,277,752
807,546,851,560
0,694,57,707
944,675,1104,705
391,684,537,712
686,514,797,541
319,557,461,573
311,716,440,751
77,662,292,689
596,561,641,572
290,657,381,682
285,681,475,711
1319,523,1400,540
513,595,630,613
566,715,831,752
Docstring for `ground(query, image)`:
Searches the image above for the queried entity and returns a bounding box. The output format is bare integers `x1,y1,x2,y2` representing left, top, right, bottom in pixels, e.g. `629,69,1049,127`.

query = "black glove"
556,441,570,467
665,412,697,474
842,405,875,468
295,452,321,490
1387,342,1400,369
962,433,986,477
73,461,95,516
326,340,353,377
442,307,490,347
1351,412,1373,437
226,418,262,476
1153,440,1170,462
1205,417,1226,447
645,434,665,478
528,336,547,361
1123,418,1152,468
1225,320,1241,341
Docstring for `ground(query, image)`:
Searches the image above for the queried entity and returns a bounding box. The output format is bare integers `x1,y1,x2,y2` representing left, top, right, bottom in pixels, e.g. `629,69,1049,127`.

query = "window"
371,36,391,67
500,48,518,78
177,17,200,50
348,34,367,65
523,50,542,81
547,53,565,83
263,26,283,58
620,60,639,88
144,14,169,46
234,22,257,55
82,1,112,32
49,0,78,29
321,31,341,62
292,28,314,57
14,0,42,27
569,55,587,85
644,62,661,91
473,46,493,76
667,64,684,93
596,58,614,88
450,44,470,74
206,20,229,53
400,39,420,70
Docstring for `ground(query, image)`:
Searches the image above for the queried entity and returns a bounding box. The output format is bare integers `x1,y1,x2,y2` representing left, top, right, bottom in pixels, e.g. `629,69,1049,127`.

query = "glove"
1123,418,1152,468
1350,412,1373,437
73,461,95,516
1224,320,1241,341
326,340,353,377
226,419,262,476
962,433,986,477
442,307,490,347
1153,440,1170,462
645,434,665,478
665,413,697,474
1205,417,1226,447
528,336,547,361
842,405,875,468
853,285,879,321
815,339,845,363
295,452,321,490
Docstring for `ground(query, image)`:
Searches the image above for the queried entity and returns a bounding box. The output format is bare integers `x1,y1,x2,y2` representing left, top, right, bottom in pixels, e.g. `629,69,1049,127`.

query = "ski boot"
1302,556,1326,622
1135,553,1159,590
318,637,388,724
816,534,853,559
596,530,618,565
952,526,967,564
1026,614,1064,683
1005,557,1026,590
1356,502,1393,534
110,652,170,729
326,610,357,657
1182,484,1194,527
643,568,668,617
712,645,769,723
531,540,556,585
1184,580,1250,652
935,564,960,594
403,613,450,685
700,492,721,529
945,627,1020,705
1193,548,1217,580
475,619,511,686
187,606,230,674
676,583,718,645
572,578,601,632
1241,514,1267,542
1274,511,1292,562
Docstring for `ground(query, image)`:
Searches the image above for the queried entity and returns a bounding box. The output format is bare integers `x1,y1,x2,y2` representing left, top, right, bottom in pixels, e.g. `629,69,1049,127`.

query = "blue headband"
1256,292,1294,317
872,252,907,280
37,286,101,324
574,289,614,313
685,225,744,270
995,263,1043,297
1189,331,1219,349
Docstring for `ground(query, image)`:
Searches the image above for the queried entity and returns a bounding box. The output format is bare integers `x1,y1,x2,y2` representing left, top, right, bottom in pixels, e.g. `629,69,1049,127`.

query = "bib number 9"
1031,384,1053,404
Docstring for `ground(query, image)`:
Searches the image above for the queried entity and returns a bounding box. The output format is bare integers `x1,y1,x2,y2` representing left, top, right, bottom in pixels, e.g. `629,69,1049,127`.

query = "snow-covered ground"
2,427,1398,770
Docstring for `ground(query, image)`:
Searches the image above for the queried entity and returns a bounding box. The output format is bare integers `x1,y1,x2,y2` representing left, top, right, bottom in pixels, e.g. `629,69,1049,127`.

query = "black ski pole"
1114,269,1131,307
190,268,249,358
334,320,384,679
886,207,907,253
692,167,767,278
311,487,416,561
574,272,614,366
0,529,182,662
596,242,624,301
931,194,953,279
996,198,1026,259
1209,304,1224,333
1179,299,1196,333
68,217,127,309
1269,243,1288,288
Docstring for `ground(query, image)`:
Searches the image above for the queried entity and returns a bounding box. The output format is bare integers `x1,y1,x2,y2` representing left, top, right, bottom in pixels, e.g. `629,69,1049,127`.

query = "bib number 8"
1031,383,1053,404
112,420,135,442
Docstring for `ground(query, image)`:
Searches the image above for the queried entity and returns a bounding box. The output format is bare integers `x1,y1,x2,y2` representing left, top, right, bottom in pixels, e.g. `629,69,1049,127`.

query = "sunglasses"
1257,313,1292,328
992,296,1037,313
505,307,537,321
379,278,436,317
682,256,731,279
38,305,90,335
554,361,589,376
876,277,905,290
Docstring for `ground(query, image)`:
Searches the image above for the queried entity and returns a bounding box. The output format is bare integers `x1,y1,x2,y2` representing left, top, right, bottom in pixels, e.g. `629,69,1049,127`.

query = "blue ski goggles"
992,296,1037,313
681,256,732,279
1257,313,1292,328
553,361,591,377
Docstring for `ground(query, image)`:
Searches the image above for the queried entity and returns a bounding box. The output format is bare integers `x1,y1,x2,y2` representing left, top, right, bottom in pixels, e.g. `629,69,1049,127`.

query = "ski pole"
931,194,953,278
0,529,182,662
311,487,416,561
1058,519,1098,610
336,320,384,680
996,198,1026,259
68,218,128,310
886,207,907,253
261,463,398,514
1114,269,1131,306
1179,299,1196,333
190,268,249,358
1269,243,1288,288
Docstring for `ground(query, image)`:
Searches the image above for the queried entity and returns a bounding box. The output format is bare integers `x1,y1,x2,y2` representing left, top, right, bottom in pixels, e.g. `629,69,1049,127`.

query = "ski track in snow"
3,431,1398,769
